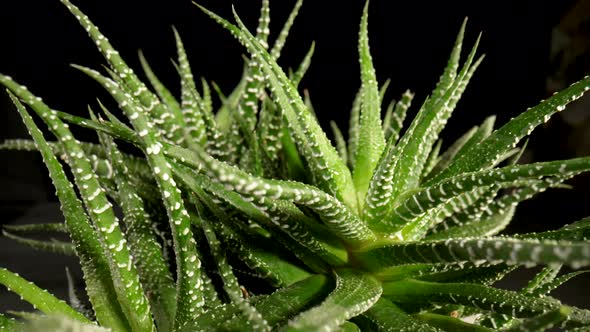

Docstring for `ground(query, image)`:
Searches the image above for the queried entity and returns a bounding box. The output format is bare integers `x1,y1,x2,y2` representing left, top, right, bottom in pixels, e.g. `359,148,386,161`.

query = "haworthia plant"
1,1,589,331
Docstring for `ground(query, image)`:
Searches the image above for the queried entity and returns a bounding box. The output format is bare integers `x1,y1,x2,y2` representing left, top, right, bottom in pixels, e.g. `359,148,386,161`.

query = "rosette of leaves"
1,0,590,331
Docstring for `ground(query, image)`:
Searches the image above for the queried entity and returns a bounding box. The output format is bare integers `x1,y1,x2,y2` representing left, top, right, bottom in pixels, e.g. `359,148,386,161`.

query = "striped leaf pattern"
2,1,590,331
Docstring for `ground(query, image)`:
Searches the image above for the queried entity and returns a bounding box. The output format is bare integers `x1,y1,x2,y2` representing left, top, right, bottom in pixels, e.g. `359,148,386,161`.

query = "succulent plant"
1,0,590,331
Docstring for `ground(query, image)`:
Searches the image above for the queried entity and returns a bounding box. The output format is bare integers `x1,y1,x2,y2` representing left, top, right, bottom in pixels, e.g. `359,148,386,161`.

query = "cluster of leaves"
1,0,590,331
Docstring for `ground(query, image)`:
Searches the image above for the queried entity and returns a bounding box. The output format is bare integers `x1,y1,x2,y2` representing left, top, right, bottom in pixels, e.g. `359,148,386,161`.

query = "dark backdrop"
0,0,589,314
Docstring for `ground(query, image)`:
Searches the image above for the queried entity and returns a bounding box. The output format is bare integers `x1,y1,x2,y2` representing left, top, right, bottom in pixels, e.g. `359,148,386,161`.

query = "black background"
0,0,589,314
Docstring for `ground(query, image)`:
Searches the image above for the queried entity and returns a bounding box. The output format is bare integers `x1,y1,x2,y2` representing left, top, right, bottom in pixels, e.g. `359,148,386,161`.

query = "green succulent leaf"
348,90,362,170
357,237,590,271
0,313,16,331
0,138,152,183
59,0,188,148
0,268,89,323
98,132,176,332
382,279,562,318
1,230,75,255
181,166,314,284
414,312,492,332
424,125,478,181
228,0,276,176
419,263,515,286
379,79,391,105
180,274,332,332
55,110,139,145
18,315,113,332
530,270,590,297
290,42,315,87
257,98,284,177
445,115,496,168
502,307,570,332
4,78,154,332
430,187,499,237
518,216,590,242
330,121,348,164
523,265,562,296
269,0,304,60
360,297,443,331
421,139,443,180
193,201,270,331
362,20,481,229
171,162,343,271
425,206,515,240
431,75,590,183
4,90,129,331
197,3,360,213
426,176,567,240
382,90,414,144
282,269,382,332
2,222,68,234
388,158,590,238
174,28,208,149
165,143,374,245
2,2,590,332
71,64,205,327
138,51,182,123
352,1,386,203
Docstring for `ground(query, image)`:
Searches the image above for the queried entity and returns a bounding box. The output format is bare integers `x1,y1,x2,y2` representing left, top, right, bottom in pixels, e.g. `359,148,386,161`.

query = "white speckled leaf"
431,75,590,183
4,92,128,331
197,4,359,212
0,268,89,323
72,65,204,328
358,237,590,270
1,230,75,255
283,270,382,332
388,158,590,236
353,1,386,203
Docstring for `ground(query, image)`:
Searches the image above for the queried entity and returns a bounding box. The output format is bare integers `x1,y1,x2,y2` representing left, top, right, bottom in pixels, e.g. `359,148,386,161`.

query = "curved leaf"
383,89,414,143
352,1,386,202
60,0,187,147
414,312,492,332
282,270,382,332
431,75,590,183
0,268,89,323
360,298,443,332
194,204,270,331
382,279,561,318
99,133,176,332
357,237,590,271
196,3,359,212
290,42,315,87
19,315,111,332
269,0,304,60
330,121,348,164
0,313,16,331
503,307,570,332
72,65,204,327
3,222,68,234
165,143,374,244
4,79,154,332
180,274,332,332
4,90,129,331
389,158,590,237
363,21,481,229
531,270,590,297
2,230,75,255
